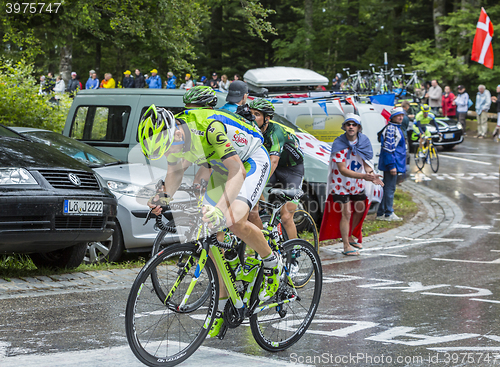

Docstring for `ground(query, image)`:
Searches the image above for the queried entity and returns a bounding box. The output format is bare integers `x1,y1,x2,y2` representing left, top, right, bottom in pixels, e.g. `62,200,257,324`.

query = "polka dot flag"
296,132,331,164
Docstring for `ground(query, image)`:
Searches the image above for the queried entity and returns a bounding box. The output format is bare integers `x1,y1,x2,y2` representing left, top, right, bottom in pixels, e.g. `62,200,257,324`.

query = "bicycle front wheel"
125,243,219,367
249,239,322,352
429,145,439,173
414,147,425,170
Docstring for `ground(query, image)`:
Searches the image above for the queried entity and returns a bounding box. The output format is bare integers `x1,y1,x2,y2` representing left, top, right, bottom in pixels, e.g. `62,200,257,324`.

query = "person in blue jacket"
165,71,176,89
377,107,407,221
146,69,162,89
85,70,99,90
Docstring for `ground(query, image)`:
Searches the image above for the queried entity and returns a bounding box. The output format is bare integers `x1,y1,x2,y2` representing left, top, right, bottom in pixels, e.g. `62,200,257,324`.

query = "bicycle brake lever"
143,208,154,226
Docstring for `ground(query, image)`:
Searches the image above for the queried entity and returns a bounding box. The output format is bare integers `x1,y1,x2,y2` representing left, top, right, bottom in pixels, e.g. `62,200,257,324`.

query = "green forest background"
1,0,500,109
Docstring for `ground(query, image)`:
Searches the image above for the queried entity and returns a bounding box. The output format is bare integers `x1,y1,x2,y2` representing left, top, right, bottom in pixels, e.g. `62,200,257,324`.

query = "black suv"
0,125,117,268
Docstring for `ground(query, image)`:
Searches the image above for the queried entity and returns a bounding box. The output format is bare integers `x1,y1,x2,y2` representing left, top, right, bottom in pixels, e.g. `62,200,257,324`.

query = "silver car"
13,127,193,263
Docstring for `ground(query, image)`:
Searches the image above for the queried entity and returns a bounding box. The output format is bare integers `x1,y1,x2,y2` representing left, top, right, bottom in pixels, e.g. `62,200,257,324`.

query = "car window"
25,131,120,167
70,105,132,142
135,106,185,142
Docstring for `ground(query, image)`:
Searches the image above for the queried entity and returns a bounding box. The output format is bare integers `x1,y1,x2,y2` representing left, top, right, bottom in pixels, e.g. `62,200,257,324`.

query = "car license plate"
64,200,103,215
444,133,454,139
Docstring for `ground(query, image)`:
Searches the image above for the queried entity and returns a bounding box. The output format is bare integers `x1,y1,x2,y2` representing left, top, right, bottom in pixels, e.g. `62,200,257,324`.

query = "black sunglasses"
345,122,358,127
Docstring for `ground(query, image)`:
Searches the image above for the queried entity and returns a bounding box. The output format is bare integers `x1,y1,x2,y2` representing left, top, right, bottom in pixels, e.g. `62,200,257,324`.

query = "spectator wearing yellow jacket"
100,73,116,89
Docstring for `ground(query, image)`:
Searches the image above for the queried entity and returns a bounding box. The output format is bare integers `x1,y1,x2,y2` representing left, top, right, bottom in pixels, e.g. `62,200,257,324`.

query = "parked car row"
0,125,117,268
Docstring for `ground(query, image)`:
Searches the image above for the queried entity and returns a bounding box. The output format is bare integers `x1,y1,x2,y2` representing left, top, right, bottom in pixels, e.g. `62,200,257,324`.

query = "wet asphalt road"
0,137,499,367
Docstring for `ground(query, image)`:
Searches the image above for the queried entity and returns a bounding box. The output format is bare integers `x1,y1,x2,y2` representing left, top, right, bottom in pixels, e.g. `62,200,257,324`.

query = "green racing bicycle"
125,189,322,367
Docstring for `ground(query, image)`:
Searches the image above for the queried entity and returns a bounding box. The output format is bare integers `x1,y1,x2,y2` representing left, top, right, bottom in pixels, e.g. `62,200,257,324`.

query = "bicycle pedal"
217,323,228,340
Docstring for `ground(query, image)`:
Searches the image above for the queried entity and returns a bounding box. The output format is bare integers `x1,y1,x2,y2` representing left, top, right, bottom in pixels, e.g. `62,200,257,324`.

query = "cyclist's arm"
267,126,285,176
194,165,211,185
164,160,185,197
431,118,441,134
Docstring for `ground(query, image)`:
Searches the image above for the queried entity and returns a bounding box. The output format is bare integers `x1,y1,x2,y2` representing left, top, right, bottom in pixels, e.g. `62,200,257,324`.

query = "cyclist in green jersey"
412,104,442,157
248,98,304,240
139,86,282,339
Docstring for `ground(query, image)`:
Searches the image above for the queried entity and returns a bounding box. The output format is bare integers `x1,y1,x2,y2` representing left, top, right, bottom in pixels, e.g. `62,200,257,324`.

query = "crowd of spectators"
38,68,243,97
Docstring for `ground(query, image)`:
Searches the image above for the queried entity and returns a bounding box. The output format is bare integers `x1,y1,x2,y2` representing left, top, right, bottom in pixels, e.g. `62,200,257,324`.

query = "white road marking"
451,224,493,229
444,152,500,158
439,154,492,165
489,232,500,235
428,347,500,352
379,254,408,258
470,298,500,304
366,326,480,346
432,257,500,264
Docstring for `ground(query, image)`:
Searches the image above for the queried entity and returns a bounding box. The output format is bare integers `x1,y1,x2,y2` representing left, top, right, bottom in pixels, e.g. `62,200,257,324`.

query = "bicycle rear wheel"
125,243,218,367
249,239,322,352
414,147,425,170
429,145,439,173
293,210,319,252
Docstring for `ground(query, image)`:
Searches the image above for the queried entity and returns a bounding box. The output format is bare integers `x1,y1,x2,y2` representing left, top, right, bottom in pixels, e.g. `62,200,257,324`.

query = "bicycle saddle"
268,188,305,201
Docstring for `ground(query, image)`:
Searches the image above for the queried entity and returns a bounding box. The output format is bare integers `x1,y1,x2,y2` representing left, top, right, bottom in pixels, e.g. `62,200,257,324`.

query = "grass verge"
0,252,146,281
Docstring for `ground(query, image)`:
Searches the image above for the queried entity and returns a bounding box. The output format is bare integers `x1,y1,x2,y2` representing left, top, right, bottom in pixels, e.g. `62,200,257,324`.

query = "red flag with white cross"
471,7,494,69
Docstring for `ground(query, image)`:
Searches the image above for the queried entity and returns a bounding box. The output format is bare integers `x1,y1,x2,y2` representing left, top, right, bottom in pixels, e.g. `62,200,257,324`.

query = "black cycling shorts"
268,163,304,190
330,192,367,204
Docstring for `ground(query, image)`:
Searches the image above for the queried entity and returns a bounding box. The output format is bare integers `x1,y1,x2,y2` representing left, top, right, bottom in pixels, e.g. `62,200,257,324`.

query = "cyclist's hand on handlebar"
202,205,225,229
148,180,172,216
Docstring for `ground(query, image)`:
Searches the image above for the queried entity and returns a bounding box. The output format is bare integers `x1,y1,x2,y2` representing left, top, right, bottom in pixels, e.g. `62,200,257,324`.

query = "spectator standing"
219,74,230,92
209,72,219,90
85,70,99,90
122,70,135,88
377,107,407,221
66,72,81,95
220,80,248,113
441,86,456,117
422,81,432,104
331,73,342,92
475,84,491,138
53,75,65,96
426,79,442,114
321,114,383,256
145,69,162,89
179,73,194,89
134,69,145,88
233,74,241,81
491,85,500,142
165,71,177,89
196,76,207,86
453,85,469,135
400,100,411,133
100,73,116,88
38,75,46,95
44,72,55,94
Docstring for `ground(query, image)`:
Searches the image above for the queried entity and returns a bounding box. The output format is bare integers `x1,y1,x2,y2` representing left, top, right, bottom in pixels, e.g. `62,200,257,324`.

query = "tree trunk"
59,34,72,83
345,0,359,64
95,42,101,77
433,0,446,49
304,0,313,69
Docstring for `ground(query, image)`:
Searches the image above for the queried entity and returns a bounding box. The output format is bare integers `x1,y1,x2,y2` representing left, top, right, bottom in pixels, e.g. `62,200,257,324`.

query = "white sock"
263,252,277,269
218,297,228,311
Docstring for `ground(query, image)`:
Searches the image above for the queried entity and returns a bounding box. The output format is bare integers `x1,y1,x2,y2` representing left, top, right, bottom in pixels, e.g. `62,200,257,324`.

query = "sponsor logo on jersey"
232,130,248,147
190,128,204,136
251,162,269,201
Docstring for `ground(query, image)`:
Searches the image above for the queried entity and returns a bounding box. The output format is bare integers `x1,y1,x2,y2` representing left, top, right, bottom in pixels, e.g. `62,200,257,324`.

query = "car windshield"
0,125,24,138
23,131,121,167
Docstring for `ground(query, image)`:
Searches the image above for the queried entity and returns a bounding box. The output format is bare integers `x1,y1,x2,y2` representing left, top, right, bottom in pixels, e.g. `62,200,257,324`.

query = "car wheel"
442,144,456,151
84,222,123,264
29,242,87,269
